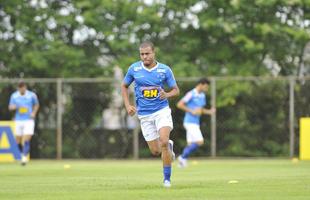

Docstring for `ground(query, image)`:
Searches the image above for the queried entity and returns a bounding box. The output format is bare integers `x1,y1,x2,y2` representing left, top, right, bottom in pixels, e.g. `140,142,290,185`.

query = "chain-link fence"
0,77,309,159
61,80,133,158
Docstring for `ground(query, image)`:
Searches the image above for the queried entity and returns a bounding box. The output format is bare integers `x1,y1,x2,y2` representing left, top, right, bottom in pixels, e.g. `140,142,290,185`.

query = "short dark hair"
197,78,210,85
139,41,154,51
18,81,26,88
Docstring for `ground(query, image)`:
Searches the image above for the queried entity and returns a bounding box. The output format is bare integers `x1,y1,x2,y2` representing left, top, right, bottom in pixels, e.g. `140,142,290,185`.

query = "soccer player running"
8,81,39,165
176,78,215,168
121,41,179,187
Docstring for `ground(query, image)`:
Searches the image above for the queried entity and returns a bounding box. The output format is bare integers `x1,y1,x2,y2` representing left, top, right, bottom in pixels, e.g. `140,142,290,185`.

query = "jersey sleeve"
32,93,39,105
9,94,16,106
123,66,134,86
181,91,193,103
203,95,207,107
165,67,177,88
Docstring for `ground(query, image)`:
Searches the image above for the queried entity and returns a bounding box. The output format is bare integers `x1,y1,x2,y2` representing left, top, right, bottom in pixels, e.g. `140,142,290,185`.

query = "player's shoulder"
187,88,195,94
128,61,143,72
201,92,206,98
183,88,194,97
186,88,196,96
11,91,19,98
157,62,171,70
26,90,38,97
198,91,206,99
156,62,173,74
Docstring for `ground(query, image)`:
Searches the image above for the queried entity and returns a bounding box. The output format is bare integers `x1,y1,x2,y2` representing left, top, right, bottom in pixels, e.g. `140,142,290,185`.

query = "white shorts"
15,120,35,136
138,107,173,141
184,123,204,143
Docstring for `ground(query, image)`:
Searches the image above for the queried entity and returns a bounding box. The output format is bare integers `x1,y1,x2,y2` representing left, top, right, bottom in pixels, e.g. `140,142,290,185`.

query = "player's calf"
168,140,175,161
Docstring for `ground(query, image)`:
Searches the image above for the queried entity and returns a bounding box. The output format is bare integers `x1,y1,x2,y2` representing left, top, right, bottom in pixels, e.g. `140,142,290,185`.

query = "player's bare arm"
159,86,180,99
202,107,216,115
9,104,17,111
31,104,40,118
177,99,201,115
121,82,136,116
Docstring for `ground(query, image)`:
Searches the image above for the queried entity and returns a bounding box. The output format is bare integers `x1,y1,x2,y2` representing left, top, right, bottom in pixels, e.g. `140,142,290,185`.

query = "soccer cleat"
163,180,171,188
177,155,187,168
21,155,28,166
168,140,175,161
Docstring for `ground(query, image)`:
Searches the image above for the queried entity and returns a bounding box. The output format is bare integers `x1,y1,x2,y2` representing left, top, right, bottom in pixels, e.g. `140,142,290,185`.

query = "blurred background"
0,0,309,159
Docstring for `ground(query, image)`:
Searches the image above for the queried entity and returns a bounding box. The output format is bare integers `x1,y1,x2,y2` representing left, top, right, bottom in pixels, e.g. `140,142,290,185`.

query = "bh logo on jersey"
142,87,159,99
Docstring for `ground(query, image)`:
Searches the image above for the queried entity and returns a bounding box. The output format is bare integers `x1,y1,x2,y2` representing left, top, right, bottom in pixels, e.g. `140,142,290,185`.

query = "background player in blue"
176,78,216,168
9,81,39,165
121,41,179,187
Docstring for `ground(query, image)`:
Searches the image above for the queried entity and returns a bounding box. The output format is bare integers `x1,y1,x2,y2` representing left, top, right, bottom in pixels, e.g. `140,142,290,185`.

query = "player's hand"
209,107,216,115
126,105,136,116
191,108,202,116
9,105,17,111
159,88,168,99
30,112,36,119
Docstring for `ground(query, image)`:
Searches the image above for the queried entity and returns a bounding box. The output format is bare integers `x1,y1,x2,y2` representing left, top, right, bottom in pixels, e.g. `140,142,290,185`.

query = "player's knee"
160,139,169,148
15,137,22,143
197,141,204,146
151,149,161,156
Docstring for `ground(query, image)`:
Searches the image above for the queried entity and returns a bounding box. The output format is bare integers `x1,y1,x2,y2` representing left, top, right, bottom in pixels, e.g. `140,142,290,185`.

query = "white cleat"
168,140,175,161
163,180,171,188
21,155,28,166
177,155,187,168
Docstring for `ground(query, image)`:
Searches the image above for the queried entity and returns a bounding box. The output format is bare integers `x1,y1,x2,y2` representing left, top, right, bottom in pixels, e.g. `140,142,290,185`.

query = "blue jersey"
123,61,177,116
182,88,206,125
9,90,39,120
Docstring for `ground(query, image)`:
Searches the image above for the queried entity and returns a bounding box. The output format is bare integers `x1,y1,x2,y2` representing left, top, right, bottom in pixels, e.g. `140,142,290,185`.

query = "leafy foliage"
1,0,309,77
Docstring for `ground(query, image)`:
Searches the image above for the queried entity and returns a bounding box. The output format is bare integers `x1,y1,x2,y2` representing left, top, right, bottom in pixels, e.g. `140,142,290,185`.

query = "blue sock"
163,166,171,181
18,144,23,154
23,141,30,156
181,143,199,159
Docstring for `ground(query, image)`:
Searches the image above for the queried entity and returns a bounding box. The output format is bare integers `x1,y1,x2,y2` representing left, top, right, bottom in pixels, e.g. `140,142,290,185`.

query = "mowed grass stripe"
0,159,309,200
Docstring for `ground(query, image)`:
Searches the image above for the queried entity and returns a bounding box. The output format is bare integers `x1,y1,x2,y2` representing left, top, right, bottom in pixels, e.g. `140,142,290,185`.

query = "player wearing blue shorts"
9,82,39,165
176,78,215,168
121,41,179,187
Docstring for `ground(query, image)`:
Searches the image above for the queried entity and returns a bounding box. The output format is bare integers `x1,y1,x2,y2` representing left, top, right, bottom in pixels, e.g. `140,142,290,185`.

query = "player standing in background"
8,81,39,165
176,78,215,168
121,41,179,187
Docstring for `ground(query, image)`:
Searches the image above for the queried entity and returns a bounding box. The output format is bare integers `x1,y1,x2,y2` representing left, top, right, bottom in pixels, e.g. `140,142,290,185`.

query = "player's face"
201,84,209,93
139,47,155,67
18,86,26,95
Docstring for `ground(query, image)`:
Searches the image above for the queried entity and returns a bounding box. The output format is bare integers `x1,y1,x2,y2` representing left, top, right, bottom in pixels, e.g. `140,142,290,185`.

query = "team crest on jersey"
157,69,166,79
141,86,159,99
158,73,165,79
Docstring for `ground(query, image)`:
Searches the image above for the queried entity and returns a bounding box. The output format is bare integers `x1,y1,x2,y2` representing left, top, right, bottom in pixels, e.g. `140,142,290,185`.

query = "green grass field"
1,159,309,200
